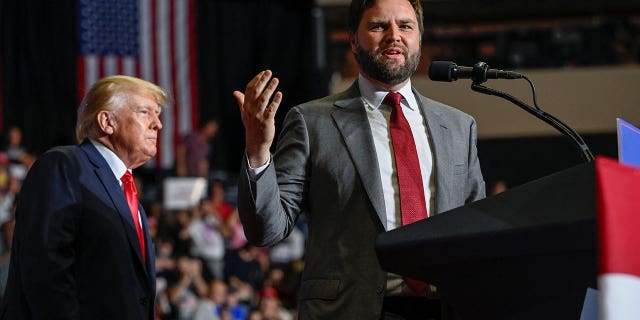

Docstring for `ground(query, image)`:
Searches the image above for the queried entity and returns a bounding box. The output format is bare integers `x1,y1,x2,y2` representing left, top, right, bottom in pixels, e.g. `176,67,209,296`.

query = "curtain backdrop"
196,0,325,173
1,0,78,153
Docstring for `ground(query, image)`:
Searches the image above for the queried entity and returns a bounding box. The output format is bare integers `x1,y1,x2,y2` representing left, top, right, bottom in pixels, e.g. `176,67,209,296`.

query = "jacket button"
376,285,384,294
139,297,148,306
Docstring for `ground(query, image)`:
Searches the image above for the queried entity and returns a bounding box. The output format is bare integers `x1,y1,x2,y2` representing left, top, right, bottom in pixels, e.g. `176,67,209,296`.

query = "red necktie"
386,92,429,294
121,171,146,263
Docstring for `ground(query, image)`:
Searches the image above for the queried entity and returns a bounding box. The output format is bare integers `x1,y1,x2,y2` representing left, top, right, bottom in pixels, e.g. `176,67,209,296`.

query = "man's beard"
354,43,421,86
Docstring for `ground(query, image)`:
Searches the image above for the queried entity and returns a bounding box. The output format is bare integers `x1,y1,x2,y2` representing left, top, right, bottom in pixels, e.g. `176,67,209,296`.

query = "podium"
376,163,598,319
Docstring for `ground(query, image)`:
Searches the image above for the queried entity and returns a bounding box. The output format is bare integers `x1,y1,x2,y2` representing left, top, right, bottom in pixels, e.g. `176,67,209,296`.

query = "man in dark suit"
1,75,166,319
233,0,485,319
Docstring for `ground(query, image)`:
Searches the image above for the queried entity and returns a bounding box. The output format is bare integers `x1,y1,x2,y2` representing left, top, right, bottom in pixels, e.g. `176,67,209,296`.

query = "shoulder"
416,92,477,125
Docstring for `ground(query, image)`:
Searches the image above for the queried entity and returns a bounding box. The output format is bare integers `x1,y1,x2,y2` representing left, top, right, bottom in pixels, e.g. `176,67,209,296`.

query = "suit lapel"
414,90,451,214
139,205,155,290
79,142,151,279
332,84,387,230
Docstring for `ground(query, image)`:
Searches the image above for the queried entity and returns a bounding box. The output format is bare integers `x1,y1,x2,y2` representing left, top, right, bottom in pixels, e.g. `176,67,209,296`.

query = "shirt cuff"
246,153,271,179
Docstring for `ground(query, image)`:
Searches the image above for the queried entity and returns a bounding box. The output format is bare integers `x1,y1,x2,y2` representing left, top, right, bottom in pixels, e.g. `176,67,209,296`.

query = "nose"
385,24,402,43
152,113,163,130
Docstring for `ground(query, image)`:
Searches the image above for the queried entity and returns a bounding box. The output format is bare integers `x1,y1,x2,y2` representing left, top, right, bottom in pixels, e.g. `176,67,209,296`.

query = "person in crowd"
233,0,485,318
225,244,266,305
0,219,14,306
224,287,250,320
176,118,219,178
1,75,167,319
189,200,226,281
169,256,209,319
257,287,293,320
193,279,228,320
2,127,29,182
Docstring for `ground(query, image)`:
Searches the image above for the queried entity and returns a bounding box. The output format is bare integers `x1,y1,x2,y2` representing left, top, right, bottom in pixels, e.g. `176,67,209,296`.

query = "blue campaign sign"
617,118,640,168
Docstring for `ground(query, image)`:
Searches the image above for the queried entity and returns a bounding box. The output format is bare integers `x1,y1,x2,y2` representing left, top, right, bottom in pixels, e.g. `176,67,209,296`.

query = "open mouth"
382,47,405,58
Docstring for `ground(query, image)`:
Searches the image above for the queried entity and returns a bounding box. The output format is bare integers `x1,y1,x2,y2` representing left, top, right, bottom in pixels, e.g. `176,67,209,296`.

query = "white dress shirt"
358,75,435,231
90,138,143,229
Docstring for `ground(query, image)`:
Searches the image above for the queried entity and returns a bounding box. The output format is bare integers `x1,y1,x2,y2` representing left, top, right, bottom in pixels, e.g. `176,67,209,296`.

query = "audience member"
225,244,266,304
189,200,226,281
169,256,209,319
3,127,28,181
258,287,293,320
193,279,227,320
176,118,219,178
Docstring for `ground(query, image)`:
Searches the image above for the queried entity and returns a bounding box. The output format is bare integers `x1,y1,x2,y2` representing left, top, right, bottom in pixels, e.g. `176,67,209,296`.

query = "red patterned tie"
121,171,146,263
386,92,429,294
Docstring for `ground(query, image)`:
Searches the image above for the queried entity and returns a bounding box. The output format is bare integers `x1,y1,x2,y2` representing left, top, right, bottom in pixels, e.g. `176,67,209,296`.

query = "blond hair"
76,75,168,143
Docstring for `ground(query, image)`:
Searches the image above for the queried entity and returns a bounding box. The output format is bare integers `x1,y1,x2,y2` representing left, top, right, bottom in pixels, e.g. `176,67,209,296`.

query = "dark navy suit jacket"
1,141,156,320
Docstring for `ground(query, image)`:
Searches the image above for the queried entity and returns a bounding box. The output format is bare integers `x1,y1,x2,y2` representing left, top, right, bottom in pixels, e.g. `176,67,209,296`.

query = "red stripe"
150,0,161,168
151,0,159,84
117,57,124,75
188,0,199,129
135,58,141,79
77,57,86,103
98,56,105,79
169,0,180,155
596,157,640,277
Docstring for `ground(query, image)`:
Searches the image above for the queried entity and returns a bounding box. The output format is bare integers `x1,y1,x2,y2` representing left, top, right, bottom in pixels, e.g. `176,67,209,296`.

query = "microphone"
429,61,523,83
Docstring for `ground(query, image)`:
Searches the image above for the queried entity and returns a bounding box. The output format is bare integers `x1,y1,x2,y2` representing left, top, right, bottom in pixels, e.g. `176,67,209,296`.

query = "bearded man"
233,0,486,319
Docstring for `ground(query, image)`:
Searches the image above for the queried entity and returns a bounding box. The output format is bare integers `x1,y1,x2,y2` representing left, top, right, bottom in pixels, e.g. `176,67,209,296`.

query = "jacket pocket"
299,279,341,301
453,163,467,175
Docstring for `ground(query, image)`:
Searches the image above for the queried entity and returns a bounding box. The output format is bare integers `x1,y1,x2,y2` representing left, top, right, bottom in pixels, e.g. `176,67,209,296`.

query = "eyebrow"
366,18,416,25
134,104,162,114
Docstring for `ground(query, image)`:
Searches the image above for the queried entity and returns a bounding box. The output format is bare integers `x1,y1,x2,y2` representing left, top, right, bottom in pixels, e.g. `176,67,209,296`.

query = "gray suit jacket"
238,82,485,319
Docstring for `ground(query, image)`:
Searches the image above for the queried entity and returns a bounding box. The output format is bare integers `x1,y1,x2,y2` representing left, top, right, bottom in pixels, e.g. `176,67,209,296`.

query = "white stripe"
123,57,136,76
104,55,118,76
599,273,640,320
175,0,192,135
139,0,153,81
139,0,159,169
84,55,99,91
156,0,174,168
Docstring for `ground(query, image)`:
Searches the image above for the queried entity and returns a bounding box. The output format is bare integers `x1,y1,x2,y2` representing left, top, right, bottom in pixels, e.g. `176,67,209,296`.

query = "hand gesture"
233,70,282,168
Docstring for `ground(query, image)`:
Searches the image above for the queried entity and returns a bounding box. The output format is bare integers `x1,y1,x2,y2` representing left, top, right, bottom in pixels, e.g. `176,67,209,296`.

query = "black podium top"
376,162,598,319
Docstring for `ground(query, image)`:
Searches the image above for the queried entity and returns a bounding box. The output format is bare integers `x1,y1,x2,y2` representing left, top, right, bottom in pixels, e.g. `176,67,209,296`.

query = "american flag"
78,0,199,169
596,157,640,319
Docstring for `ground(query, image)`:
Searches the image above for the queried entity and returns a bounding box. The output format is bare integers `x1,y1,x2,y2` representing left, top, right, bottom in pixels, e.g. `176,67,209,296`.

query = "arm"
15,150,81,318
233,70,282,168
238,73,308,246
465,118,486,203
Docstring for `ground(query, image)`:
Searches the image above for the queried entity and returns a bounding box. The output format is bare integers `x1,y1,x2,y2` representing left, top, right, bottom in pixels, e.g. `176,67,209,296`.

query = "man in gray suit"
233,0,485,318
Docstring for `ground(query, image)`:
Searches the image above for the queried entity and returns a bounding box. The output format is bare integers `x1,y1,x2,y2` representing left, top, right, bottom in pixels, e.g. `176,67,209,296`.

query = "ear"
97,110,116,135
349,33,357,54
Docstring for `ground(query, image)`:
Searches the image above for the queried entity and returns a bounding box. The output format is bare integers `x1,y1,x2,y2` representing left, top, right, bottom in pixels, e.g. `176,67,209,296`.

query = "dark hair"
348,0,424,36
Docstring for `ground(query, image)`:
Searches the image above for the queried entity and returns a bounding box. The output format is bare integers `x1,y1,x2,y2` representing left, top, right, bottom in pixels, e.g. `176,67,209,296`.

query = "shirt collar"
358,74,417,111
89,138,129,181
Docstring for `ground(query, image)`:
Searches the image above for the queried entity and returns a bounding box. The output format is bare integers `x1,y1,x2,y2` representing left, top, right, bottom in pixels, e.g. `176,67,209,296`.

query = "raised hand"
233,70,282,168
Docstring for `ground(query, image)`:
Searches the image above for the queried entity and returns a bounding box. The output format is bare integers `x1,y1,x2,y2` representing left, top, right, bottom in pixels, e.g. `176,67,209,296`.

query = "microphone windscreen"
428,61,455,82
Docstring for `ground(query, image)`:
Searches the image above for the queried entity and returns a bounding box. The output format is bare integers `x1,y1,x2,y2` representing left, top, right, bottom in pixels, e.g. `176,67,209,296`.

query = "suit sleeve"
237,107,309,246
15,150,82,319
465,118,486,203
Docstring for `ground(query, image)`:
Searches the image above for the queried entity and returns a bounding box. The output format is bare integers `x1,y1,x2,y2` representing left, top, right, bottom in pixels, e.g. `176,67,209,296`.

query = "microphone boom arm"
470,81,595,163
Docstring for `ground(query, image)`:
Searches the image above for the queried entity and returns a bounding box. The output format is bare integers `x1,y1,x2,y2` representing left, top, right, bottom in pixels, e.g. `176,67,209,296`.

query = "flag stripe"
169,0,180,170
188,0,199,129
599,273,640,319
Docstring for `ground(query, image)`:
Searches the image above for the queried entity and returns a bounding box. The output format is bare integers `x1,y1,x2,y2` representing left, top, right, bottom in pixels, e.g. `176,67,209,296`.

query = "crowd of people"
149,177,306,320
0,124,307,320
